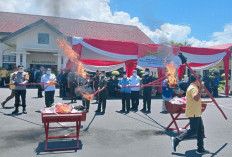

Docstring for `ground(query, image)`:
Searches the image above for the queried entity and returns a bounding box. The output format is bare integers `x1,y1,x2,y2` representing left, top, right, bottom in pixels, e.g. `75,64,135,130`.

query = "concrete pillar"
200,69,203,77
16,53,20,66
63,56,68,68
22,54,27,69
57,55,61,71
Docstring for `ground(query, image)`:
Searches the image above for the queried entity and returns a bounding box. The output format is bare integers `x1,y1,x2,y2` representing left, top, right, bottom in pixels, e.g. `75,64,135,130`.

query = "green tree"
169,40,191,46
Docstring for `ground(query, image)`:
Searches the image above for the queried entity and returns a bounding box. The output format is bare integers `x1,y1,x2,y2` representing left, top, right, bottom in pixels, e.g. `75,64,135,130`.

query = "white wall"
0,43,15,67
15,24,62,52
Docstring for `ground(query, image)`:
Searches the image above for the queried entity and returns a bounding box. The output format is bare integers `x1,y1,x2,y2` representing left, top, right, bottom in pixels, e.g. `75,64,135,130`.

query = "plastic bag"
55,104,72,113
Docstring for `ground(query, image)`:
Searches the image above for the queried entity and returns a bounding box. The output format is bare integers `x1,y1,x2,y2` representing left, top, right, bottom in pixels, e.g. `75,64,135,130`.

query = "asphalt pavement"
0,88,231,157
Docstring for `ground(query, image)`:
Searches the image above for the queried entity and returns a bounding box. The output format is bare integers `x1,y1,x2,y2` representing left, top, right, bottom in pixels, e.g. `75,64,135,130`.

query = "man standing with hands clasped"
11,65,29,114
130,70,140,112
41,68,56,107
141,68,153,113
172,75,212,155
118,72,131,113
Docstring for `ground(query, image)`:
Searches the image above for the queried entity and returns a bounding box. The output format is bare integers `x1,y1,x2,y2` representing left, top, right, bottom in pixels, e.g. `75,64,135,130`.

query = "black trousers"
131,91,139,109
37,85,43,97
143,90,151,110
94,87,99,101
45,91,55,107
62,82,67,97
213,85,218,97
121,92,130,111
97,92,107,112
15,90,26,109
69,84,77,102
177,117,205,149
59,83,64,97
82,99,90,110
1,77,6,87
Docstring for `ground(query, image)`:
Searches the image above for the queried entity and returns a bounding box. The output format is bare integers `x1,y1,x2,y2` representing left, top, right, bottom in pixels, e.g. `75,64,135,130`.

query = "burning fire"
76,88,94,101
57,38,88,78
166,61,178,88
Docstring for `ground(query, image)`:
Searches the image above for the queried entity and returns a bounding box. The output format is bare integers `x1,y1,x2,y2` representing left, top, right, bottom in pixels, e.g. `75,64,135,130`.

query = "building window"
3,55,16,62
38,33,49,44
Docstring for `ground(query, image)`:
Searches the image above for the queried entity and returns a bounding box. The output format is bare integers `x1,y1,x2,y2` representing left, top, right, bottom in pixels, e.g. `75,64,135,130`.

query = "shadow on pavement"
171,143,228,157
0,111,44,127
35,140,82,155
1,106,14,109
211,143,228,157
83,113,97,132
115,110,166,130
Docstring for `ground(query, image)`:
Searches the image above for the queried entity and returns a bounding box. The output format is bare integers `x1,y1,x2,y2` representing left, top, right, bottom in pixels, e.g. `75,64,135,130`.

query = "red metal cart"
165,101,207,134
41,111,86,151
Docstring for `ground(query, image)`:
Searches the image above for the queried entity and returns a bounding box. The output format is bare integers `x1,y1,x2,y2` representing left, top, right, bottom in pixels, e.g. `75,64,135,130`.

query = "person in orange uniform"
0,67,8,87
172,75,211,155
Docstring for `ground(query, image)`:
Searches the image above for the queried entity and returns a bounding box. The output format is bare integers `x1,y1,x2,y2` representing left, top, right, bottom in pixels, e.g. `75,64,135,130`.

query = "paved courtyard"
0,88,231,157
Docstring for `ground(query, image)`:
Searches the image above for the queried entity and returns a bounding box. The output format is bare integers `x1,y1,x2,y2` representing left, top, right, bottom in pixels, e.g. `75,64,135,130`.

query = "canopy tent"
179,46,231,95
71,36,138,76
70,36,231,95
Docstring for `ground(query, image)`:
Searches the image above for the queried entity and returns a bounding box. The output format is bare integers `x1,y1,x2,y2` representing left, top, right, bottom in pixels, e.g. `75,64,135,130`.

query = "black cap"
18,65,24,68
145,68,149,71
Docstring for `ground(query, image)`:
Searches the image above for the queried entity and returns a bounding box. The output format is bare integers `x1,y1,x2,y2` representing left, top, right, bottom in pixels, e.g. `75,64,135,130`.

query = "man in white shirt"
130,70,141,111
41,68,56,107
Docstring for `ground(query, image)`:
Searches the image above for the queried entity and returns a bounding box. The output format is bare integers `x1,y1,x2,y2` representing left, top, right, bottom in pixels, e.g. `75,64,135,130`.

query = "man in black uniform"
68,69,78,103
93,70,100,103
141,68,153,113
35,66,45,98
95,71,108,114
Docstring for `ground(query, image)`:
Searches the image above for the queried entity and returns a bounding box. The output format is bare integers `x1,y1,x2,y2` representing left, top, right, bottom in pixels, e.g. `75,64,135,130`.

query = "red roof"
0,12,154,44
209,43,232,49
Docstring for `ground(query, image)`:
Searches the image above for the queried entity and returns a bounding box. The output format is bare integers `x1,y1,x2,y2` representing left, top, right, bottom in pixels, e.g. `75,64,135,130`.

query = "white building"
0,12,154,71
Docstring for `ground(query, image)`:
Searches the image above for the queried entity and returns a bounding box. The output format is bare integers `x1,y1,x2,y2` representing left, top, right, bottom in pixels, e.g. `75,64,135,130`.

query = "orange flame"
76,87,94,101
166,61,177,88
57,38,88,78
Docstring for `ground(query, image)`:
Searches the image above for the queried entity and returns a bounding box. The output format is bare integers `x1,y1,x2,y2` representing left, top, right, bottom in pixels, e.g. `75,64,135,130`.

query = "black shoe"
120,109,125,113
102,111,105,114
196,148,210,155
95,110,100,112
12,109,19,114
147,109,151,113
171,137,179,152
134,108,138,112
140,108,146,112
160,111,168,114
1,102,5,108
22,108,27,114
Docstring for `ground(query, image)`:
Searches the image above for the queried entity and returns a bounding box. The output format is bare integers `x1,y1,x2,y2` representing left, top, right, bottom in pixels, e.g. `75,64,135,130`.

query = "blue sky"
110,0,232,41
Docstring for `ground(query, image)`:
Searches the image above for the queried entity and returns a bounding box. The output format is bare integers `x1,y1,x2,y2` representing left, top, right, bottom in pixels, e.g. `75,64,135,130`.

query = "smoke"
35,0,64,17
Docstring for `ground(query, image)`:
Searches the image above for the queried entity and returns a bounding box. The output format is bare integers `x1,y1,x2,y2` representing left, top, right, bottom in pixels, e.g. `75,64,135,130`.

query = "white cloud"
188,23,232,47
0,0,231,47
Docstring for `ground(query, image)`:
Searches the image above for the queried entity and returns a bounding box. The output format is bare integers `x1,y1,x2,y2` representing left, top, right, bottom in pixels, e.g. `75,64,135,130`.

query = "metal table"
165,101,207,134
41,111,86,151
